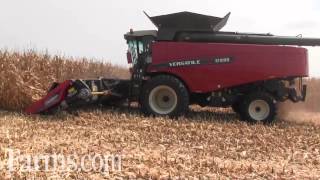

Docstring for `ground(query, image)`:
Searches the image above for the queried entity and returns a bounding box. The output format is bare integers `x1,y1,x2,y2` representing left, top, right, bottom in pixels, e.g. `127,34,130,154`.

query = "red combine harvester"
25,12,320,123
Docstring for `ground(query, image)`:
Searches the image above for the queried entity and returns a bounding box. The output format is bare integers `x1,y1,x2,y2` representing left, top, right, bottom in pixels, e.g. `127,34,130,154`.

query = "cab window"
128,40,145,64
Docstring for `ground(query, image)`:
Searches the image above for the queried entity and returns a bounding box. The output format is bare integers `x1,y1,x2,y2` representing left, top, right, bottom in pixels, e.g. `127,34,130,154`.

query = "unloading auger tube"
175,32,320,46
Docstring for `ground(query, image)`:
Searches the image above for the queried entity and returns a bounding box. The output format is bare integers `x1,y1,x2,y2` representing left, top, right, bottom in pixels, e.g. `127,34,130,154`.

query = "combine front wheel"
140,75,189,117
240,92,277,123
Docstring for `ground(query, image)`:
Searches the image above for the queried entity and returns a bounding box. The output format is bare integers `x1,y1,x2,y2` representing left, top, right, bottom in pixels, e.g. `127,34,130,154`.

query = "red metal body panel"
25,80,72,114
148,42,308,93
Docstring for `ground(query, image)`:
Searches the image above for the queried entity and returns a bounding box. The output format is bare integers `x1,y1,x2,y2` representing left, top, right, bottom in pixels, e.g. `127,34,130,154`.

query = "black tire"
140,75,189,117
239,92,277,124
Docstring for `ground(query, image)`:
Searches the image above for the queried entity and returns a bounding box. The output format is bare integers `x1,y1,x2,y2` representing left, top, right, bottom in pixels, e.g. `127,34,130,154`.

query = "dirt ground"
0,106,319,179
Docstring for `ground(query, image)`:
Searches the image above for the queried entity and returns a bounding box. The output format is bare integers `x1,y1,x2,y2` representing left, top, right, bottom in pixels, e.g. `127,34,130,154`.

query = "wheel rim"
149,85,178,115
248,100,270,121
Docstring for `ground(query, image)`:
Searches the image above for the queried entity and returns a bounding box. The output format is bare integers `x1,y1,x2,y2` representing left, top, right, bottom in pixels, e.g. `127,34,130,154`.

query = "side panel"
148,42,308,93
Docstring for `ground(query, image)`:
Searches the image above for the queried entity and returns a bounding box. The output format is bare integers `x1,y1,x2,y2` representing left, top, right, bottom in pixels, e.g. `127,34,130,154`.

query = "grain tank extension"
26,11,320,123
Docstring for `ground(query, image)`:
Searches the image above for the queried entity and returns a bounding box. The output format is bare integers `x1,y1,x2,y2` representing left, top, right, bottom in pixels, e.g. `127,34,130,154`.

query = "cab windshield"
128,40,144,65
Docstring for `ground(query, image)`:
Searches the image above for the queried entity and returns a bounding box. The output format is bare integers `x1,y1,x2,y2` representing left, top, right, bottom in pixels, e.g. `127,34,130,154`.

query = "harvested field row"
0,107,319,179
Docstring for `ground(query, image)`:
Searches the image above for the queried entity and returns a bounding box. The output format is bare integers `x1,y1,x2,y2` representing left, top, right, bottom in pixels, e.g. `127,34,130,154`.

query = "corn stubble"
0,50,320,179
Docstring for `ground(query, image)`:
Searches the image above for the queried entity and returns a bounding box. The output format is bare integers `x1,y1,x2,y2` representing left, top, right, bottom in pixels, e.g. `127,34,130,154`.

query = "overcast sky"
0,0,319,76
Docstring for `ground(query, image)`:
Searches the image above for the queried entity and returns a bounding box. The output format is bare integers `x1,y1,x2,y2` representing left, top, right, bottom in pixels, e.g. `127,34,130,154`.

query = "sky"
0,0,319,77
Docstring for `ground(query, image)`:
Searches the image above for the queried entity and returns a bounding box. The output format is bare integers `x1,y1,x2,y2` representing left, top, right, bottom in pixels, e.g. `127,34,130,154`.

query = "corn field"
0,50,129,110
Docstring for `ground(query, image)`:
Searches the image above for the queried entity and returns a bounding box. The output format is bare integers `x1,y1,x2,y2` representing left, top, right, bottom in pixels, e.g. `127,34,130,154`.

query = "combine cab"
26,11,320,123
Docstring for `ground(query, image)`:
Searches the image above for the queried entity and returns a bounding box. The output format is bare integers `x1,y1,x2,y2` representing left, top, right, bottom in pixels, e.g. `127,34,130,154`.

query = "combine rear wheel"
140,75,189,117
239,92,277,123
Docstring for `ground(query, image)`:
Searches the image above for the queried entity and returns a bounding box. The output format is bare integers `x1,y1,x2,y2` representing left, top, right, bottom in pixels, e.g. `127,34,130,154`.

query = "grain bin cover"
144,11,231,40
